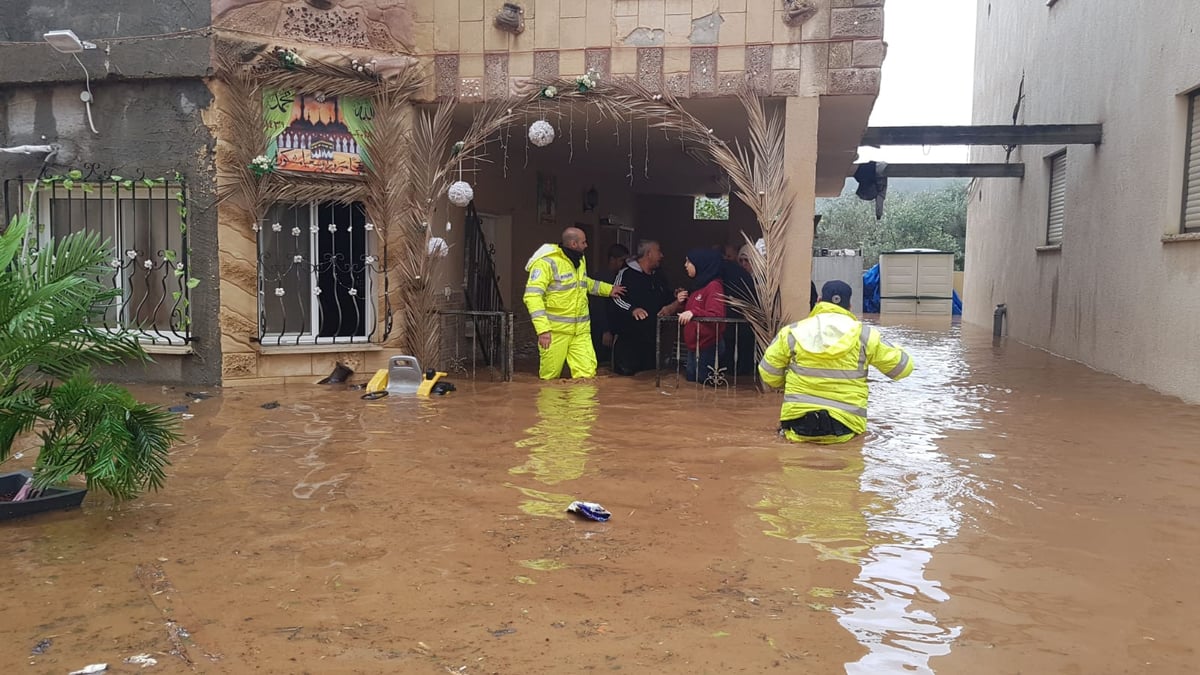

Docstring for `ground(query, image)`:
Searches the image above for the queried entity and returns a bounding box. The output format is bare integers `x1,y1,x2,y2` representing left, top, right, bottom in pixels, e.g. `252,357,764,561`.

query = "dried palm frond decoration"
214,34,426,347
411,75,794,360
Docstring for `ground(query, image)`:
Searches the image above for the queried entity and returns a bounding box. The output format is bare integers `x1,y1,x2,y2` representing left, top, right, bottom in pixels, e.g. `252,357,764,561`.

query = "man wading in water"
758,280,914,443
523,227,626,380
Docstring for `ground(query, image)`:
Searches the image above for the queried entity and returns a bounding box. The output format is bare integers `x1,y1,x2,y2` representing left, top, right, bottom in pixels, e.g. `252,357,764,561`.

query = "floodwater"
4,319,1200,674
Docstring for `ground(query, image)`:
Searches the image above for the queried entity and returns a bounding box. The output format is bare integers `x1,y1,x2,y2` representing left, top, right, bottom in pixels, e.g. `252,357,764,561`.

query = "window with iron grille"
1046,151,1067,245
257,201,383,346
3,173,194,345
1182,90,1200,233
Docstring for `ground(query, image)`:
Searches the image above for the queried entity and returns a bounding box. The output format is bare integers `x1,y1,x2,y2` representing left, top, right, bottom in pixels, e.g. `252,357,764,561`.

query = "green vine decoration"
26,171,199,336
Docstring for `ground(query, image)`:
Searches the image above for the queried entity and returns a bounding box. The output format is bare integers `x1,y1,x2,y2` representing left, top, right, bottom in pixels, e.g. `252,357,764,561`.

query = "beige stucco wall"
406,0,885,102
965,0,1200,402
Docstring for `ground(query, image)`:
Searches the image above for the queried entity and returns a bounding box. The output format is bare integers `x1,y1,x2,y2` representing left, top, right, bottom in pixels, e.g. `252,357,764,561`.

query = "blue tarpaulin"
860,262,962,315
862,263,880,313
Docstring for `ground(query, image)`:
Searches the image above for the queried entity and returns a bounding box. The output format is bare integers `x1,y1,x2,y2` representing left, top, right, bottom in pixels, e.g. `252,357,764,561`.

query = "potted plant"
0,204,179,518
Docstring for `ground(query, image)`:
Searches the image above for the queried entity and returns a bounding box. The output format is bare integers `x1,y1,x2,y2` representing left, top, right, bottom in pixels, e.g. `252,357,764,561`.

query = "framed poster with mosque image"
264,89,374,176
536,171,557,223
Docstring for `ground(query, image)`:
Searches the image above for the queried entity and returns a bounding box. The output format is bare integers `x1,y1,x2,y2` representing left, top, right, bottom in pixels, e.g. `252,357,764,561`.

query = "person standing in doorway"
610,240,681,376
679,248,727,383
524,227,626,380
590,243,630,365
758,280,913,443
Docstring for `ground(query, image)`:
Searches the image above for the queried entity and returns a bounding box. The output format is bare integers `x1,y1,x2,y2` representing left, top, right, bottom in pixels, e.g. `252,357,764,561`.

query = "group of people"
522,227,913,444
581,238,760,384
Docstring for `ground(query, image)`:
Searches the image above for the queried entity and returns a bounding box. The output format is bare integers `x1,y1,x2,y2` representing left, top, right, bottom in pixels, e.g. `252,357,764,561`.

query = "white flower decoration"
110,258,122,268
327,223,337,233
312,287,322,296
252,223,260,232
365,222,375,231
428,236,449,257
364,255,377,265
348,288,359,297
125,249,138,260
528,119,555,147
274,287,285,297
175,262,185,271
291,226,301,237
293,255,304,263
309,224,320,234
447,180,474,207
271,222,282,232
143,259,154,269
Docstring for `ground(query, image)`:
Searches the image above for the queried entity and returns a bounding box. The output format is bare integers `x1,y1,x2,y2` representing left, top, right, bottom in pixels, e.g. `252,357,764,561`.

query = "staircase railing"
462,202,507,366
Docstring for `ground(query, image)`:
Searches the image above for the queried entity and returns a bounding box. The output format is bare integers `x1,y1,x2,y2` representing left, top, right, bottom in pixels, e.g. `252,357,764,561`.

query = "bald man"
523,228,626,379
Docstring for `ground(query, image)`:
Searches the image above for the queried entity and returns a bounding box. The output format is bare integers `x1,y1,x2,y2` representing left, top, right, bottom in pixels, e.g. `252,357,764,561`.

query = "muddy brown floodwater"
4,318,1200,674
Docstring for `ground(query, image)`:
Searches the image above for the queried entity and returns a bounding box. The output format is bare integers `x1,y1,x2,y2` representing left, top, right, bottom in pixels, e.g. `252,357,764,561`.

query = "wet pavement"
4,319,1200,673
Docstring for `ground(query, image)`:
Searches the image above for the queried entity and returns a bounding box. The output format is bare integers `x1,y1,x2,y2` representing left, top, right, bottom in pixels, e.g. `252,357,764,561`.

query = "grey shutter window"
1183,92,1200,232
1046,152,1067,245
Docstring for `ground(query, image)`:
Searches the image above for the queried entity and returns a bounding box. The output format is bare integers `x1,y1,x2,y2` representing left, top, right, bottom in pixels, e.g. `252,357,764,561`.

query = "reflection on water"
508,385,598,517
754,451,877,564
754,323,992,673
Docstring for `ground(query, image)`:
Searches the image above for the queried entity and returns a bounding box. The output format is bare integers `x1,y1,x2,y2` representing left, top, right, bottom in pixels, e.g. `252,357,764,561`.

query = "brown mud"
3,320,1200,674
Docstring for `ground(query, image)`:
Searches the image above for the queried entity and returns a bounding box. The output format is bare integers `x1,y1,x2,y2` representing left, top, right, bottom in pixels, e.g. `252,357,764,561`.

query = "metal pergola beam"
861,124,1103,147
850,163,1026,178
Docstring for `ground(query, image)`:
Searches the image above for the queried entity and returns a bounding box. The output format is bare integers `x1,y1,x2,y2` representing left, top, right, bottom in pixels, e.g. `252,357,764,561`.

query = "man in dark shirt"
590,243,629,364
610,240,681,376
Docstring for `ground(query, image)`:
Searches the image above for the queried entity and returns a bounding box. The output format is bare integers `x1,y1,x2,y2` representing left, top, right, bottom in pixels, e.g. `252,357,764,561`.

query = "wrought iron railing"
3,167,194,345
255,201,386,347
655,315,759,389
462,202,507,366
438,309,514,382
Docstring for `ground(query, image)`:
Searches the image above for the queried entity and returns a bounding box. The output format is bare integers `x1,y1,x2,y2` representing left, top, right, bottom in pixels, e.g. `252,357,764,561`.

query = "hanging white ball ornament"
428,236,450,257
528,119,556,147
447,180,474,207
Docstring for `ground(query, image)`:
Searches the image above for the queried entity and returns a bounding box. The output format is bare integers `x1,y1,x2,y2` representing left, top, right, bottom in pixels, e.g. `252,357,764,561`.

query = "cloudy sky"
855,0,978,164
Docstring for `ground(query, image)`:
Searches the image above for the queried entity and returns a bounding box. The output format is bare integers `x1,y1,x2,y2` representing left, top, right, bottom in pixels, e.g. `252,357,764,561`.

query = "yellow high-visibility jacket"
523,244,613,335
758,302,913,436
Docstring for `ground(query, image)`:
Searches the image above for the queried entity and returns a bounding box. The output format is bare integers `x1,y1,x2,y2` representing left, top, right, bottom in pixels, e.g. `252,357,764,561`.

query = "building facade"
965,0,1200,402
2,0,886,385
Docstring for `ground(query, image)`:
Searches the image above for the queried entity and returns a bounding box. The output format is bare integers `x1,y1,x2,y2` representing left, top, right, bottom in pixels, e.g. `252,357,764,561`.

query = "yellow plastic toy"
416,369,451,397
366,368,389,393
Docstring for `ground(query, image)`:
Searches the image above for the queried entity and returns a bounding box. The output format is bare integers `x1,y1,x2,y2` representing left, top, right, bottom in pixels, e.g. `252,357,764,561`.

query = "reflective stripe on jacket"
523,244,614,335
757,302,913,435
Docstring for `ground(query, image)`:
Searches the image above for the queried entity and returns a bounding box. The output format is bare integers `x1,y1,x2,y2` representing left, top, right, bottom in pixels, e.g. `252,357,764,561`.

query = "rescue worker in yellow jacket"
758,280,913,444
524,227,626,380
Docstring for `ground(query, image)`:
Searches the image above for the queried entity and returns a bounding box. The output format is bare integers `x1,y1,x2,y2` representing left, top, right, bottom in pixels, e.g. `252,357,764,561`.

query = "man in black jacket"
610,240,682,376
590,243,629,363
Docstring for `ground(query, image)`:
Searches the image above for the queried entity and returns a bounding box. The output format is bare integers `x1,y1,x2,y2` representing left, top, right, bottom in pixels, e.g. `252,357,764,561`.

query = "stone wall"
406,0,884,101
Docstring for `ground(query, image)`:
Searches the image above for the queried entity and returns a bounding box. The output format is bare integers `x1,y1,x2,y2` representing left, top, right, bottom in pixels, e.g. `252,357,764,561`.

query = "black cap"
820,280,853,310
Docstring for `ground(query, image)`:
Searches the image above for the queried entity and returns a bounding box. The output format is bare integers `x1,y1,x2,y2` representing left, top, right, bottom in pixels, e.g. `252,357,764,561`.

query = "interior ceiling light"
43,29,96,53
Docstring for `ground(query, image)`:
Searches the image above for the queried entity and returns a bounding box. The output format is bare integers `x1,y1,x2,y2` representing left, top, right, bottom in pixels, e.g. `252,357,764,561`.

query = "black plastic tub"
0,470,87,521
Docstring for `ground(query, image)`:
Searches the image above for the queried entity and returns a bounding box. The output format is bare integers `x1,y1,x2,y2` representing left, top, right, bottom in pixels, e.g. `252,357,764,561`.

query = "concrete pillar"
779,95,819,322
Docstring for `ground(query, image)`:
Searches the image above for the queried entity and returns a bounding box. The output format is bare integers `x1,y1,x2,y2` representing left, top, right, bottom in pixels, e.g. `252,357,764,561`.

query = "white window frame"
257,201,379,346
1046,150,1067,246
36,184,191,346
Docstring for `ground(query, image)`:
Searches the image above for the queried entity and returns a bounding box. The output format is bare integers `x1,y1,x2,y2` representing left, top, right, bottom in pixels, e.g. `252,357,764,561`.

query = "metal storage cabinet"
879,249,955,314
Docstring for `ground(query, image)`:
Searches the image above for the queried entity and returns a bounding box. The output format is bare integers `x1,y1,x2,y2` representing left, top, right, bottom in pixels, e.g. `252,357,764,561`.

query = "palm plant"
0,204,179,502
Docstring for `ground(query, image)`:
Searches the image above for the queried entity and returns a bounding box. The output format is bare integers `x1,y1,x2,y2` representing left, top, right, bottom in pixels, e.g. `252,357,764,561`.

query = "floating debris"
566,501,611,522
30,638,51,655
520,558,568,571
125,653,158,668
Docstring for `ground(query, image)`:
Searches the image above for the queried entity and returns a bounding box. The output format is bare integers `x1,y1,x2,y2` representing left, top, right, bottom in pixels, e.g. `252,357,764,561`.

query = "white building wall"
965,0,1200,402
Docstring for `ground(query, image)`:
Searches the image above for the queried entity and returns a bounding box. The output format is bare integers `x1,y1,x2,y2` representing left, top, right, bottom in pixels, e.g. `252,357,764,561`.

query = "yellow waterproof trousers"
538,329,598,380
